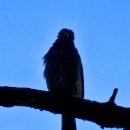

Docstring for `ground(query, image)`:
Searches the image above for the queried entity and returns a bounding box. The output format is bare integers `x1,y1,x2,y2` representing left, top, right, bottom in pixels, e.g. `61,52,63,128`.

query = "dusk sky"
0,0,130,130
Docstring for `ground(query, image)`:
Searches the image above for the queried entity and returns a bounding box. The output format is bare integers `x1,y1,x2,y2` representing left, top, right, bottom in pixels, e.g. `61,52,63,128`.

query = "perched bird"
43,28,84,130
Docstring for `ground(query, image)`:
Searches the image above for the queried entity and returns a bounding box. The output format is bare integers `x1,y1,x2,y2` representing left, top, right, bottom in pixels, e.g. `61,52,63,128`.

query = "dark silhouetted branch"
109,88,118,103
0,86,130,129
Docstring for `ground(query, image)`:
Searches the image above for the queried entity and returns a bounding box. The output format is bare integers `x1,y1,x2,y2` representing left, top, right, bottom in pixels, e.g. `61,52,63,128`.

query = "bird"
43,28,84,130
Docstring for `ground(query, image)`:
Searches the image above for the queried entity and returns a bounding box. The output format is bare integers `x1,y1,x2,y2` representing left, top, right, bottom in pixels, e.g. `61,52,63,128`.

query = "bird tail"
62,114,76,130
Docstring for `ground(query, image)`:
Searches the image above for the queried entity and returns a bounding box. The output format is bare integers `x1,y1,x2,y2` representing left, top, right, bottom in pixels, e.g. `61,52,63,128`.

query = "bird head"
57,28,74,41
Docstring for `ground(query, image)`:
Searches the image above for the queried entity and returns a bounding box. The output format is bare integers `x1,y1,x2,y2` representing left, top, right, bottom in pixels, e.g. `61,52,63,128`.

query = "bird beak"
64,32,69,38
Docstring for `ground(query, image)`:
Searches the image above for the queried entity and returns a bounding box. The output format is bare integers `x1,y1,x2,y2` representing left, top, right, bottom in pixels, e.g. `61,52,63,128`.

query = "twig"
109,88,118,103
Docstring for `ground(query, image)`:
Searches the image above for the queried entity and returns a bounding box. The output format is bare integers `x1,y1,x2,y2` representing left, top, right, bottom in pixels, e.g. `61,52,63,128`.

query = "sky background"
0,0,130,130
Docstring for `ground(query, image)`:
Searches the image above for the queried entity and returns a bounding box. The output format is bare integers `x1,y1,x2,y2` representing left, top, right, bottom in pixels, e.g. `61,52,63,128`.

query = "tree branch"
108,88,118,103
0,86,129,129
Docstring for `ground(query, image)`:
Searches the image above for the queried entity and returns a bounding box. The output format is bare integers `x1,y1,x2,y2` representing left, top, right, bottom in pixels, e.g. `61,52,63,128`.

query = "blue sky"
0,0,130,130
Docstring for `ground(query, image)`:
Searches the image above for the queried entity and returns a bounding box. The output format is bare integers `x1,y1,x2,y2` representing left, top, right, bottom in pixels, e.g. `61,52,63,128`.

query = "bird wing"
75,62,84,98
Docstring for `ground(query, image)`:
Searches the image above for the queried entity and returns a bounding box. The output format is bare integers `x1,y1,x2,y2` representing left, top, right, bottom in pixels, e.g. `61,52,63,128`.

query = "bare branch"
0,86,130,129
109,88,118,103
